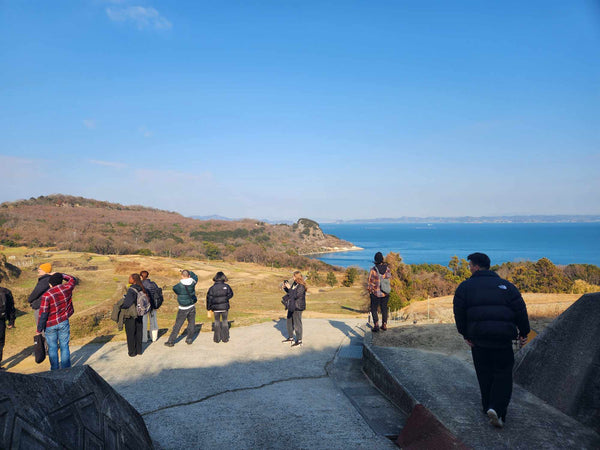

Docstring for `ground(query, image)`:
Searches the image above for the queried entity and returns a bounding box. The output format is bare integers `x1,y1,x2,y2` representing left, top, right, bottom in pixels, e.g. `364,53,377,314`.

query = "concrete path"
364,341,600,450
69,318,401,449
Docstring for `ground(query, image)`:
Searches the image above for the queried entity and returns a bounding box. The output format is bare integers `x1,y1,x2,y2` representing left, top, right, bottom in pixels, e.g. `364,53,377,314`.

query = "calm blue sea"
313,223,600,270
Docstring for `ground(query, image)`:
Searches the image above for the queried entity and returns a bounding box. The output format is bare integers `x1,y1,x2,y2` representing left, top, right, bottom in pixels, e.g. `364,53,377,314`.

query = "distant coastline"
325,215,600,224
301,245,364,256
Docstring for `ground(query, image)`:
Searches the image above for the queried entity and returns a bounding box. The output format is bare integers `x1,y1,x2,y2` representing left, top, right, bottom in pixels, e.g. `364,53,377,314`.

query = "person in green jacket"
164,270,198,347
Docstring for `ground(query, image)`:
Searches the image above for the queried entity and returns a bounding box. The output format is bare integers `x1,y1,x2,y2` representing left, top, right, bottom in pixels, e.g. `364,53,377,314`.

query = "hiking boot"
282,338,294,343
487,409,504,428
372,326,380,333
186,339,193,345
291,340,303,347
164,341,174,347
381,323,387,331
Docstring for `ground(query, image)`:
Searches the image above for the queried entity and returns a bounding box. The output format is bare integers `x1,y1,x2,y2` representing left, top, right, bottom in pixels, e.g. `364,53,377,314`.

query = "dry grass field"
0,247,366,363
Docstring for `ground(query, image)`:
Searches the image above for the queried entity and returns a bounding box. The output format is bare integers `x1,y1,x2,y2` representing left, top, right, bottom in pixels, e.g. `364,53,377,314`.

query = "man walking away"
164,270,198,347
36,273,77,370
0,283,17,370
28,263,53,329
140,270,161,343
453,252,530,429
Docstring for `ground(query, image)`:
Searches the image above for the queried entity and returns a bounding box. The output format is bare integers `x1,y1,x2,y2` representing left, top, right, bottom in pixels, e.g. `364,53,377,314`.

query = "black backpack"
150,281,164,309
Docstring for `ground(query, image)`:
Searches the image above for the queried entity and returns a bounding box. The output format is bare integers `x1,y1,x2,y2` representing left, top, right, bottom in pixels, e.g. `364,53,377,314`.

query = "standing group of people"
114,269,235,355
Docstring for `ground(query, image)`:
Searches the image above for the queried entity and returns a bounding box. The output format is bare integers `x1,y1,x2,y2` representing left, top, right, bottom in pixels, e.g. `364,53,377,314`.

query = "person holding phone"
282,271,307,347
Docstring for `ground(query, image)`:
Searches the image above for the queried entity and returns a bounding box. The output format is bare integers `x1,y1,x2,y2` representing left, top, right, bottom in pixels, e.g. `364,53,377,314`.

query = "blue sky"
1,1,599,221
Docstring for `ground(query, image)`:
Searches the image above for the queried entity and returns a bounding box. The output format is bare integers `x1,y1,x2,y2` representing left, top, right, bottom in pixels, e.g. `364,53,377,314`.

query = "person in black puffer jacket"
206,272,234,343
282,271,306,347
453,252,530,429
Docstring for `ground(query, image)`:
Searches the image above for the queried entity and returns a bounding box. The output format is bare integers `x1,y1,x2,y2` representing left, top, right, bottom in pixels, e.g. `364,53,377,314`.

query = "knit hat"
38,263,52,273
374,252,384,264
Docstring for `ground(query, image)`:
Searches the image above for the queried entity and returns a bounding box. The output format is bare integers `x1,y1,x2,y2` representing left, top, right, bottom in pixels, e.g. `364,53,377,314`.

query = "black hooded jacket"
453,270,530,348
206,282,234,311
28,274,51,310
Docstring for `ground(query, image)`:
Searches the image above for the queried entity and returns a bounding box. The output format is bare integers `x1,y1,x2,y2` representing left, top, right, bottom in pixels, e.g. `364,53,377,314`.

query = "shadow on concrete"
329,320,362,341
176,323,204,343
272,318,288,338
3,345,35,370
71,335,116,366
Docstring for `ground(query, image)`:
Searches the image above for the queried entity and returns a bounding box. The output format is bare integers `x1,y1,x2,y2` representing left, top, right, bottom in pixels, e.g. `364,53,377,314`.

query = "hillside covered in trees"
0,195,355,269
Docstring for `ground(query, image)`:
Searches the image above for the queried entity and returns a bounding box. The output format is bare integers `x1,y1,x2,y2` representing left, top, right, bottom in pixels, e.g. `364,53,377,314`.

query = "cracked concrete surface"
69,318,400,449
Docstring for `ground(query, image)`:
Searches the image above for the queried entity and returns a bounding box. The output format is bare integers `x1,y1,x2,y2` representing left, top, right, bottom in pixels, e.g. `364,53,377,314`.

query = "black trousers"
213,311,229,343
370,294,389,324
168,306,196,344
124,316,143,356
286,310,303,342
471,345,514,420
0,320,6,364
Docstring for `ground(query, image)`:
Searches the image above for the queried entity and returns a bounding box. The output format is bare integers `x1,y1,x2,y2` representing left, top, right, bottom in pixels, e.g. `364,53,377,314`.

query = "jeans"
213,311,229,343
45,320,71,370
370,294,389,325
168,306,196,344
286,310,303,342
142,309,158,342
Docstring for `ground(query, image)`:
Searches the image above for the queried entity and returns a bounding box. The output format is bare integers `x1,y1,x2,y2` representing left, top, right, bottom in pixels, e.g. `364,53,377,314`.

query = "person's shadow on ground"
175,323,203,344
3,345,35,370
70,335,116,366
272,318,288,338
329,320,362,342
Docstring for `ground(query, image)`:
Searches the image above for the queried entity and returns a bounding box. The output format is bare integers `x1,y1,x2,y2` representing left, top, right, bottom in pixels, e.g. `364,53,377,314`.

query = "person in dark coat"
140,270,160,343
28,262,53,330
0,284,16,370
206,272,234,343
121,273,146,357
282,271,306,347
453,252,530,429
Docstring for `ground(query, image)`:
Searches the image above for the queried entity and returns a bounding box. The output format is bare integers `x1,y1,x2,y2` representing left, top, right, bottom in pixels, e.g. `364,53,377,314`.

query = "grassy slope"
1,247,367,361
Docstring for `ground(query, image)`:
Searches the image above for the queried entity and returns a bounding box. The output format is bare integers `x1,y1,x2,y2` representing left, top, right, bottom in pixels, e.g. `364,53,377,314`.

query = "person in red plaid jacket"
36,273,76,370
367,252,392,332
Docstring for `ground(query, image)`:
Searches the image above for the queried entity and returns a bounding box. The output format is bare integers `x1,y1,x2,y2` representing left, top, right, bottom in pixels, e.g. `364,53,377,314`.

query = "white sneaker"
487,409,504,428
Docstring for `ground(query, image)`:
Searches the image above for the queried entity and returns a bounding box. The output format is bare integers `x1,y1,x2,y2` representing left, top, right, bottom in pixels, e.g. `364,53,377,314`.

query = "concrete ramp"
0,365,153,449
514,292,600,434
364,338,600,449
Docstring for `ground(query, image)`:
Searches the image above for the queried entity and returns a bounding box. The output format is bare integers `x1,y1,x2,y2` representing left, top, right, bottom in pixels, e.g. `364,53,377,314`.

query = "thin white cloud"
89,159,127,169
83,119,97,130
106,6,172,30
